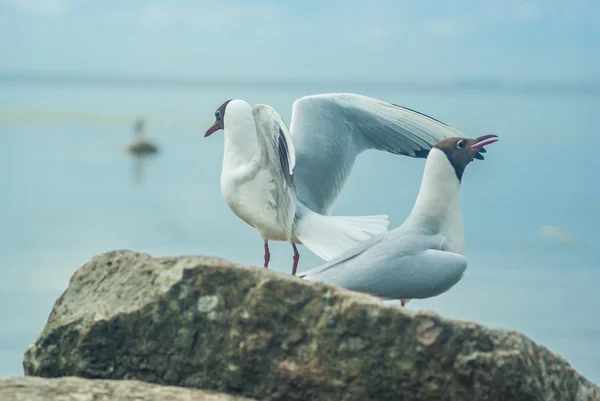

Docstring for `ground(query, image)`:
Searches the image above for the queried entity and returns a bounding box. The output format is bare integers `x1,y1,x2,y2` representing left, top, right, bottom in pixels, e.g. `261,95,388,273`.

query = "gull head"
205,99,252,137
434,135,499,180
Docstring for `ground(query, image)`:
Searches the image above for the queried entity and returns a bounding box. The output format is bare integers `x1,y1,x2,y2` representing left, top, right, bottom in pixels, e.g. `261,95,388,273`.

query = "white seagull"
300,134,499,305
204,93,482,275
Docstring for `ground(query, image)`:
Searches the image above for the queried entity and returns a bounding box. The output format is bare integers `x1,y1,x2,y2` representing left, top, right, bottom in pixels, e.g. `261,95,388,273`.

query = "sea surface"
1,81,599,382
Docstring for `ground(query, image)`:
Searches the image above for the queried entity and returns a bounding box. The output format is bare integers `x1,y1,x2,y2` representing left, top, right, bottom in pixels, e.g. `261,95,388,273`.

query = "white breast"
404,148,465,254
221,166,292,242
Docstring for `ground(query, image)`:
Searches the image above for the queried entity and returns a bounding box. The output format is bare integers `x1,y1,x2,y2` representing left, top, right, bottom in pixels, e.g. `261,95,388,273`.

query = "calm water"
1,83,599,382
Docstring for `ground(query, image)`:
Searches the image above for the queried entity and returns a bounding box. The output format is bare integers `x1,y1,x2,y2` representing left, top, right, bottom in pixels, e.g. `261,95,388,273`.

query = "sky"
0,0,599,82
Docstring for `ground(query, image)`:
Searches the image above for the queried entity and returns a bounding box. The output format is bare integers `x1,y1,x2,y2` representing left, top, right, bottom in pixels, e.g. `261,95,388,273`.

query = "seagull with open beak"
300,135,499,305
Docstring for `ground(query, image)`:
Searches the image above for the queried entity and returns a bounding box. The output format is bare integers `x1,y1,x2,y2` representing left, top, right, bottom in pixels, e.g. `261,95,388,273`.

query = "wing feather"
250,104,297,225
302,231,467,300
252,104,296,185
290,93,468,214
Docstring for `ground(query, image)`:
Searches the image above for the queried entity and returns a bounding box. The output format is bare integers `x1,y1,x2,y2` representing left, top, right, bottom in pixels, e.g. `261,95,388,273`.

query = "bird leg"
263,242,270,268
291,244,300,276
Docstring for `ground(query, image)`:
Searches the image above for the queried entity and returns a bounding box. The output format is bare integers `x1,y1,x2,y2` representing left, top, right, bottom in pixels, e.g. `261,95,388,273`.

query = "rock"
0,376,255,400
24,250,599,401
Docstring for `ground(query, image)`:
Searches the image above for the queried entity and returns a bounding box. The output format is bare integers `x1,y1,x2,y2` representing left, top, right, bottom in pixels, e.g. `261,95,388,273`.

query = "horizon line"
1,71,599,96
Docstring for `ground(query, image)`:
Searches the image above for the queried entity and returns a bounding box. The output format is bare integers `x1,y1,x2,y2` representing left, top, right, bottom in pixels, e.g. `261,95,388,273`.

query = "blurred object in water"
124,117,159,156
124,117,159,187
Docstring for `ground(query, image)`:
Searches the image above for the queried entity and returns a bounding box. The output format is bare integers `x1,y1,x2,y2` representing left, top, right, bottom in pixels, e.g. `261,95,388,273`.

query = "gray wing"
298,232,386,278
250,105,297,225
289,93,468,215
252,104,296,182
301,231,467,300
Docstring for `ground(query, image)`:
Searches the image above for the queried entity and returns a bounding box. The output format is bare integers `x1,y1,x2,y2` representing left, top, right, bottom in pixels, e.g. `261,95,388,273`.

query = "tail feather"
330,215,390,229
295,210,389,261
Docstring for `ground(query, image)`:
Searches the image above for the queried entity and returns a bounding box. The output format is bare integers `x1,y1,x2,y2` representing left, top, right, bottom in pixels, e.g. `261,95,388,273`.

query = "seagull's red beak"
204,122,220,138
469,134,499,151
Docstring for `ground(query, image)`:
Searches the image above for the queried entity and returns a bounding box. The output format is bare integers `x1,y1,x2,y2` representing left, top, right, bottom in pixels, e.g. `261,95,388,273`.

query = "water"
1,83,598,382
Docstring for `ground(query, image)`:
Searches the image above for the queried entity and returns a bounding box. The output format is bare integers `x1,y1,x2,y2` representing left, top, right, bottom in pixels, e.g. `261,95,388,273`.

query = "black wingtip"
414,148,430,159
277,128,294,184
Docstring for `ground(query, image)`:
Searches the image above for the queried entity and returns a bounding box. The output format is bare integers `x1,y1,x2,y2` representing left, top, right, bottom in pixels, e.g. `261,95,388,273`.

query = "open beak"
470,134,499,150
470,134,499,160
204,122,220,138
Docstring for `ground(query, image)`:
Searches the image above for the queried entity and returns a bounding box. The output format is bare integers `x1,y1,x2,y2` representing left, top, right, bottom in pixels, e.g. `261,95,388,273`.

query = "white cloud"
538,225,574,245
15,0,68,17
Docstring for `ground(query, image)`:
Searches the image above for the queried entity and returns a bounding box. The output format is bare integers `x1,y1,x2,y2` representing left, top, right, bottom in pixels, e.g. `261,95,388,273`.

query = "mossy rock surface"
23,250,600,401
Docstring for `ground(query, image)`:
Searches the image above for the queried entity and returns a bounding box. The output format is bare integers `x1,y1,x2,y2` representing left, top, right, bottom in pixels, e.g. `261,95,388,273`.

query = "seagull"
300,134,499,305
204,93,482,275
125,118,158,156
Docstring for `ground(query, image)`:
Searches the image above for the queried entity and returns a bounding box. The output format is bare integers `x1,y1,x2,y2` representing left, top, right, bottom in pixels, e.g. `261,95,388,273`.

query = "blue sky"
1,0,598,81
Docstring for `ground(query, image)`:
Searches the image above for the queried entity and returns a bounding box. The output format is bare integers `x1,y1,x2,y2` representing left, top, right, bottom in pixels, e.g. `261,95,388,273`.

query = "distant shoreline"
1,71,599,96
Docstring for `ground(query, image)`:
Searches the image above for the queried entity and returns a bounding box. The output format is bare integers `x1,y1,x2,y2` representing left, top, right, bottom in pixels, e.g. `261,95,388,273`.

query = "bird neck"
405,148,464,253
222,109,257,171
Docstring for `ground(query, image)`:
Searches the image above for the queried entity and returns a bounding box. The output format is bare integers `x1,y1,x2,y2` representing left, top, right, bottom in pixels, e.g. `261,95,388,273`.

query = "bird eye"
215,110,221,119
456,140,466,149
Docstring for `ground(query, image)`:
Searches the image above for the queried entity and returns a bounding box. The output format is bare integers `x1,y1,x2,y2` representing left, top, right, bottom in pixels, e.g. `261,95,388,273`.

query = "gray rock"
0,376,255,401
23,250,599,401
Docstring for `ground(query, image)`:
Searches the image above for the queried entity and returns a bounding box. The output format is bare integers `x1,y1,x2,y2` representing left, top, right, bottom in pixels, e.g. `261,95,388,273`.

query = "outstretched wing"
290,93,467,215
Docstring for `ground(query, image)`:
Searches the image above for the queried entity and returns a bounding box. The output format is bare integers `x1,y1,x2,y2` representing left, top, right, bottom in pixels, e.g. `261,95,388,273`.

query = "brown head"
434,134,499,181
204,99,233,137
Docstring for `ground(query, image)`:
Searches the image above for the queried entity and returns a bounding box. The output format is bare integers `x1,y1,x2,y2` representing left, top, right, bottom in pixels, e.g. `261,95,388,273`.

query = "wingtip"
414,148,431,159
